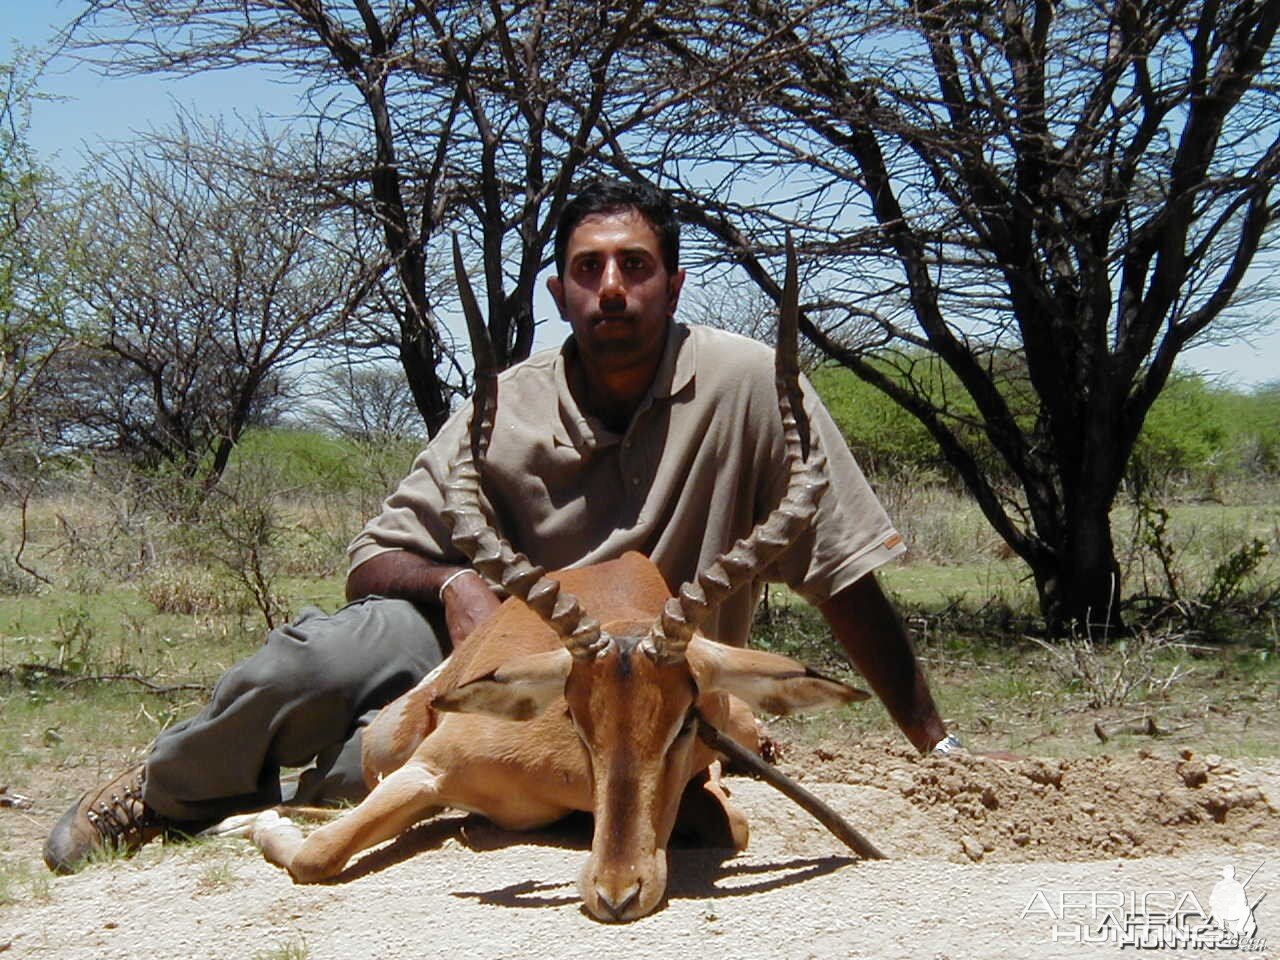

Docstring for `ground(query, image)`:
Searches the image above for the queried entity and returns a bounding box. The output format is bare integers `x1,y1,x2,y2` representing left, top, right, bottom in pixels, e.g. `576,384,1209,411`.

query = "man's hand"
439,570,502,650
820,572,947,755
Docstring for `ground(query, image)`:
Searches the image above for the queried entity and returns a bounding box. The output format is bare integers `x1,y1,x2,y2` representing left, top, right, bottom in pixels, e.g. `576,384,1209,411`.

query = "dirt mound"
774,738,1278,863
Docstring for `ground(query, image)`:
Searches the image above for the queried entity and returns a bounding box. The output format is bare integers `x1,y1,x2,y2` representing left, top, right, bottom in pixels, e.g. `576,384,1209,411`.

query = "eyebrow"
570,246,656,263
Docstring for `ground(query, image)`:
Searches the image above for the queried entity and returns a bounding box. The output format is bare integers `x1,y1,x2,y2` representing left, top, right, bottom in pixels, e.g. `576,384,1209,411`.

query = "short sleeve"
764,375,907,602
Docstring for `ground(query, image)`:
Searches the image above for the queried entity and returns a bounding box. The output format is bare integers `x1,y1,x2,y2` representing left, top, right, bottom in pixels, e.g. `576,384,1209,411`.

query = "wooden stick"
696,715,886,861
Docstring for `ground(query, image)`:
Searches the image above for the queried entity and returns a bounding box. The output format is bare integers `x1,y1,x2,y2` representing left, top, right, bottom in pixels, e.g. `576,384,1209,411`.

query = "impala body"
245,552,862,921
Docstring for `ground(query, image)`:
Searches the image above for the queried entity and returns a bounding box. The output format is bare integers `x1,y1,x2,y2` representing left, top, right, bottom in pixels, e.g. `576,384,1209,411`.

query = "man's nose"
599,258,626,311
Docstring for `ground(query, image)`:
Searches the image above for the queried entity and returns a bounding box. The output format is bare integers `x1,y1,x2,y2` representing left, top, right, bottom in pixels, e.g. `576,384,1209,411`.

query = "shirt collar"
553,320,696,449
650,320,696,399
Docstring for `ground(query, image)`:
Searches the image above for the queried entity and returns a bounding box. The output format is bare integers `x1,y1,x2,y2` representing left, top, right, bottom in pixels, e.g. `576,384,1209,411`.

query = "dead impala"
227,239,871,922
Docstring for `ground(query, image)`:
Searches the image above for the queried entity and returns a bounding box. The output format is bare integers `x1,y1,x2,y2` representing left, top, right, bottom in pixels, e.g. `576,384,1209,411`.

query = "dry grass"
873,477,1009,565
139,568,249,618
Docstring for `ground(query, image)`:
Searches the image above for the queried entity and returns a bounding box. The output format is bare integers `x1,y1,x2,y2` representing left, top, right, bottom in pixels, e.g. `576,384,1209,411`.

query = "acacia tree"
61,125,371,485
644,0,1280,633
0,58,79,584
71,0,687,433
304,363,422,442
0,59,74,458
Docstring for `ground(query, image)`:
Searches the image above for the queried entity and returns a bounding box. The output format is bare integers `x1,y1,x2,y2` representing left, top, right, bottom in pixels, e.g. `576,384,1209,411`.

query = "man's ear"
687,636,869,716
547,274,566,317
667,268,686,317
431,648,573,721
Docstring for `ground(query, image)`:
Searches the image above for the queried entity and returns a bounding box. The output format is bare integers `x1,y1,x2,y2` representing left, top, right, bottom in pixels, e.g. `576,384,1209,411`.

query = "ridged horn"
440,235,604,660
646,233,828,664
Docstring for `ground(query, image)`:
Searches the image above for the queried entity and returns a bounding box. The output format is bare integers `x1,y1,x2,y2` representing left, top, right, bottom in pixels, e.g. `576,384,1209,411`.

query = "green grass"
762,631,1280,759
0,574,347,678
0,680,169,777
251,939,310,960
753,569,1280,760
195,859,238,894
0,859,52,907
0,573,348,809
880,560,1038,612
1,589,262,690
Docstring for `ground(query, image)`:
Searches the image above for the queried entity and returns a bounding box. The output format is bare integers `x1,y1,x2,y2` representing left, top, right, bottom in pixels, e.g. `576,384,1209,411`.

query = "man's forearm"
819,572,946,754
345,550,461,605
347,550,502,656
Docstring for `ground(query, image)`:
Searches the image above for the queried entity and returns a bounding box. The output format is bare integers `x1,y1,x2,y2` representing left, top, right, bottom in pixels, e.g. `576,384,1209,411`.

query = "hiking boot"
43,765,168,874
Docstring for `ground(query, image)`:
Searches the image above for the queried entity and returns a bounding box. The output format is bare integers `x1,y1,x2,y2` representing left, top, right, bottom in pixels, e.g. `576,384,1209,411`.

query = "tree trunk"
1028,510,1125,638
399,325,451,437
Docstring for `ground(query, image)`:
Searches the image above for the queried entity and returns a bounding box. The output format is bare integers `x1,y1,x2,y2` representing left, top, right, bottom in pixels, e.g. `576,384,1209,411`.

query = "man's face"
548,209,685,387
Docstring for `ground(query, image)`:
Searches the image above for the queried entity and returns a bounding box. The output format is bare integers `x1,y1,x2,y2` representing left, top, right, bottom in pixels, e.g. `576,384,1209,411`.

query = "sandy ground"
2,741,1277,960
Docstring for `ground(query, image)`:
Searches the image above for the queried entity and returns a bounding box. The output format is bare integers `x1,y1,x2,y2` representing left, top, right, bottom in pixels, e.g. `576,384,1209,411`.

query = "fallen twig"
0,663,207,694
1094,715,1162,742
55,673,209,694
1093,715,1193,743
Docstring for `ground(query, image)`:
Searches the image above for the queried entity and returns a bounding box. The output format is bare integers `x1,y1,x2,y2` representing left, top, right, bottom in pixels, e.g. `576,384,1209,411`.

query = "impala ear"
687,637,869,716
431,648,573,721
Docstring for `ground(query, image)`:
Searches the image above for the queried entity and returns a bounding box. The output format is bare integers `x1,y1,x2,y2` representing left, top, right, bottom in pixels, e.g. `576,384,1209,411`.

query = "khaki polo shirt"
348,322,905,647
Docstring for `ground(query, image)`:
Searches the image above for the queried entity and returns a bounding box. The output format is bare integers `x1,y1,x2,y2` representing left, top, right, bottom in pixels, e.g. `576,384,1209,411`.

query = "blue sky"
7,5,307,166
6,4,1277,386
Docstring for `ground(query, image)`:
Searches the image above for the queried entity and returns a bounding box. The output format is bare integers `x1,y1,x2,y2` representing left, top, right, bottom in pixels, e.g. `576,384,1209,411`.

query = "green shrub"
1129,373,1228,494
229,428,420,498
809,352,1035,484
809,365,940,477
1219,381,1280,478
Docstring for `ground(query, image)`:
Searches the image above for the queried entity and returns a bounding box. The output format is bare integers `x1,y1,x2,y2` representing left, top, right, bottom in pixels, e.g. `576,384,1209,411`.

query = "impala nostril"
595,881,641,921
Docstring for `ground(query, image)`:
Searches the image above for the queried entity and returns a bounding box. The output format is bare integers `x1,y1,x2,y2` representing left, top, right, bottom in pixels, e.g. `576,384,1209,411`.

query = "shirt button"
631,477,640,486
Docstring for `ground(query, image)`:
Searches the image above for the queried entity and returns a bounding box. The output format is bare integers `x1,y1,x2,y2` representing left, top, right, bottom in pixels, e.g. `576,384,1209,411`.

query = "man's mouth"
589,312,637,330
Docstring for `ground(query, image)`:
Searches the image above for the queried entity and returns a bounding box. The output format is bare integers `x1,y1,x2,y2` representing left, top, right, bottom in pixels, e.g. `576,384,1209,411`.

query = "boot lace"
85,773,158,845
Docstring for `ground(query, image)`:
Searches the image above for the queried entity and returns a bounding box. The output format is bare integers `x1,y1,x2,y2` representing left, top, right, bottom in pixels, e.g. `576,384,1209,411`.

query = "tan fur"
362,553,672,783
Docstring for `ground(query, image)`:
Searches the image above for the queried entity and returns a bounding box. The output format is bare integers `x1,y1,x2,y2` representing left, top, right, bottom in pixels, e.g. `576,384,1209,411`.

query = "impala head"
438,230,861,921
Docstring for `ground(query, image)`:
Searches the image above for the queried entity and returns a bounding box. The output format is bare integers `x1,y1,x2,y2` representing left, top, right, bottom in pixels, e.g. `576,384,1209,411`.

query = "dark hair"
554,179,680,277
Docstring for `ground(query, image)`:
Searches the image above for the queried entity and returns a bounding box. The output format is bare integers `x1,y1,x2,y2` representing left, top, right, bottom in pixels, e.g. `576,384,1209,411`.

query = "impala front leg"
253,760,444,883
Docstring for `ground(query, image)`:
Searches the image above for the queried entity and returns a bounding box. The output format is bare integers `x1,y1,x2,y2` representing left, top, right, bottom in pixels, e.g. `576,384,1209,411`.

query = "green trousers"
142,596,445,824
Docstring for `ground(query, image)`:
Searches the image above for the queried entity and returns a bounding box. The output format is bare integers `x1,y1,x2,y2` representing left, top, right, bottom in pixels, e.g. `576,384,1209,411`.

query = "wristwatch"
930,733,964,756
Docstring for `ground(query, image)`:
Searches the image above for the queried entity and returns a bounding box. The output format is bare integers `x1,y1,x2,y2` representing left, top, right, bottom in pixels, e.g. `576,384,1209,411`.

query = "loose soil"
777,740,1280,863
2,737,1276,959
